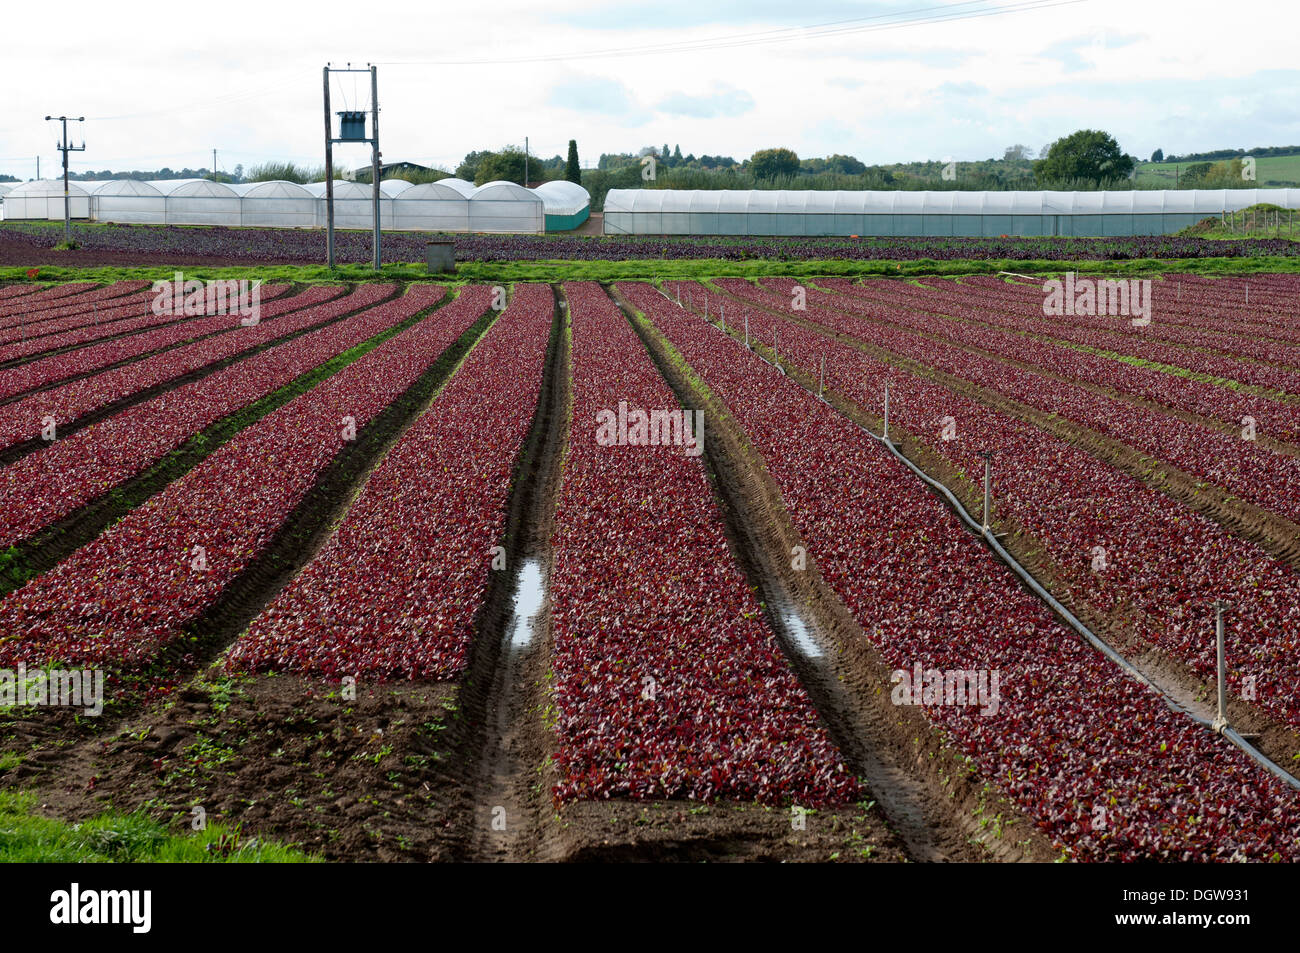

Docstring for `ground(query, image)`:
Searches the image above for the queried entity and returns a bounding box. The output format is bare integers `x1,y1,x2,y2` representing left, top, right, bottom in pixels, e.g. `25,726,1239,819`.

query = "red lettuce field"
0,271,1297,864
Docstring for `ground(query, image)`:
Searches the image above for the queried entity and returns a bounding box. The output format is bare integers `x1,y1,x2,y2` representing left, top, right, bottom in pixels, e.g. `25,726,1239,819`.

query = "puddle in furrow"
780,609,824,660
507,558,546,649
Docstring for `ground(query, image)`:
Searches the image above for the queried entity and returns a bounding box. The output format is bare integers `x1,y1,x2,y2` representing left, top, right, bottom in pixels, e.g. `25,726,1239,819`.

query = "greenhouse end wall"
545,207,590,231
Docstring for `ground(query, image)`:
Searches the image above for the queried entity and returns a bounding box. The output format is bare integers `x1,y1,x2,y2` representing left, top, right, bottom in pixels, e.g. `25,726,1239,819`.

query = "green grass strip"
0,789,315,862
3,254,1300,286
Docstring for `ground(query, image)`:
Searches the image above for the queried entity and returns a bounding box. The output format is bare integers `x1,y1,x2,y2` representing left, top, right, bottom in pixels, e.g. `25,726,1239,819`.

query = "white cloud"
0,0,1294,179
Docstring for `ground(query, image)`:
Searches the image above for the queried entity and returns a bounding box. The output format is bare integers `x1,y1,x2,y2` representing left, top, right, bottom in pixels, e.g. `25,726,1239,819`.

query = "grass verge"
0,789,314,861
3,254,1300,286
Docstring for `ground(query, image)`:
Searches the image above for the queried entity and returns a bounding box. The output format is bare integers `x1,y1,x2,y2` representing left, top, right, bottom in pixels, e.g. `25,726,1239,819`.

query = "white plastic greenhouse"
302,180,377,229
151,179,241,226
535,180,591,231
392,181,470,231
231,181,316,227
468,181,545,233
603,188,1300,236
4,175,564,233
3,180,93,220
87,180,167,224
432,178,476,198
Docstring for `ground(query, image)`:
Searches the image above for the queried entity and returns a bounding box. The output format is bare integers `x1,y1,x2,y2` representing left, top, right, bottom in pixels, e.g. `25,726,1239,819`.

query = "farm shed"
602,188,1300,237
535,180,591,231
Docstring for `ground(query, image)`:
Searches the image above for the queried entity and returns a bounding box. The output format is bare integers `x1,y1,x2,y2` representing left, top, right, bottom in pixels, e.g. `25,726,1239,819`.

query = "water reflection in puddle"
507,558,546,649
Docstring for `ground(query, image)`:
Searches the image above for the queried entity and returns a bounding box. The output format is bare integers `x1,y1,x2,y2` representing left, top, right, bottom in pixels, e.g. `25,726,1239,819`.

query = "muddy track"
690,287,1300,784
450,285,570,863
612,284,1054,863
709,282,1300,568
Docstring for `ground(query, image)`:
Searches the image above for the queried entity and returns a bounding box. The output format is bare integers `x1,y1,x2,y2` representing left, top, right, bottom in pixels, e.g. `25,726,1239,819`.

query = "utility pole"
525,136,529,187
45,116,85,244
370,64,380,271
322,63,381,271
213,148,218,181
323,65,335,268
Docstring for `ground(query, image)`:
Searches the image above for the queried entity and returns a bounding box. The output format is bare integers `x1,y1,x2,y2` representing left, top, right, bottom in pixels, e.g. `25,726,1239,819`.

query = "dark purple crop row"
1,222,1296,263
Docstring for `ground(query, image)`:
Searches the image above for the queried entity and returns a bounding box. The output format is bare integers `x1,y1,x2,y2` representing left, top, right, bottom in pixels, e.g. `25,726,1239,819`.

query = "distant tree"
1150,148,1164,163
455,150,494,182
599,152,637,170
566,140,581,183
672,144,683,164
1003,144,1033,161
233,163,244,183
750,147,800,179
826,153,866,175
1034,130,1134,185
474,147,530,186
662,143,671,163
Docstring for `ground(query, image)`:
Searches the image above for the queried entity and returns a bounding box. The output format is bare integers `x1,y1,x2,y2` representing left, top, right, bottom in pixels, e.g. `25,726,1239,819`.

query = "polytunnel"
2,179,92,220
303,180,386,229
391,181,470,231
468,181,544,233
378,179,415,197
152,179,241,226
231,180,316,227
602,188,1300,237
431,178,476,198
535,180,591,231
87,179,166,224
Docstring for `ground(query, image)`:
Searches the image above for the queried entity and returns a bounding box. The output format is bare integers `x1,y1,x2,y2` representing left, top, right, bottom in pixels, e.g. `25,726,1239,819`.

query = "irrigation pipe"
672,290,1300,792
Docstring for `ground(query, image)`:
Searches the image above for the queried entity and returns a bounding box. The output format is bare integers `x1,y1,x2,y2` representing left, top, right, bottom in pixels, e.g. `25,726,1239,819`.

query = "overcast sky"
1,0,1296,180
